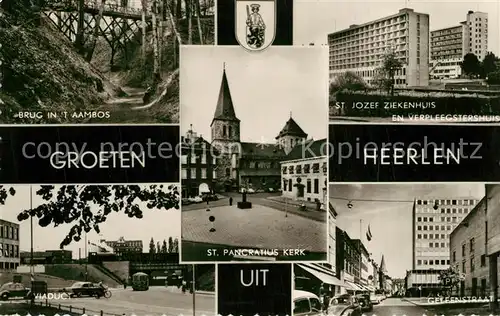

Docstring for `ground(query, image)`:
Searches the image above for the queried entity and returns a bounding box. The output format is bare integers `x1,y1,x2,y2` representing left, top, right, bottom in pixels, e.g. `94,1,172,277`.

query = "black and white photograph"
217,263,292,316
0,184,216,316
294,0,500,123
312,183,500,316
179,45,329,262
0,0,214,124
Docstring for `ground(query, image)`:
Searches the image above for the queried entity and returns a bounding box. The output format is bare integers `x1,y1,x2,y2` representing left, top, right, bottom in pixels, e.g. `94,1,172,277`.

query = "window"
462,244,466,256
429,242,433,248
181,155,187,164
181,169,187,179
223,126,227,137
289,166,294,174
288,179,292,192
452,251,456,263
417,234,422,239
304,164,310,173
314,179,319,194
201,154,206,164
190,168,196,179
312,163,320,173
462,260,466,273
417,260,422,265
307,179,311,193
418,217,422,222
481,254,486,267
201,168,207,179
310,298,322,312
190,154,196,164
417,226,422,230
296,165,302,174
212,156,216,164
282,166,287,174
471,257,475,272
225,168,230,177
0,244,3,257
470,238,475,253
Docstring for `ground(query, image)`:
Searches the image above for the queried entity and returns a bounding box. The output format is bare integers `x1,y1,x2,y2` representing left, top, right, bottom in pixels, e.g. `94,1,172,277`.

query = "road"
39,287,215,316
370,298,432,315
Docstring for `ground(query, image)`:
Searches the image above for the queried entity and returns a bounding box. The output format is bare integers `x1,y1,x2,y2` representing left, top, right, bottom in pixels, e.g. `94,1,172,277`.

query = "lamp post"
85,232,88,281
192,265,196,316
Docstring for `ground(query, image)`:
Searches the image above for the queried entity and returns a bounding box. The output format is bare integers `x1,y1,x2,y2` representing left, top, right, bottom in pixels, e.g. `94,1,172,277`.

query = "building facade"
181,126,218,198
430,11,488,79
0,220,20,270
353,239,371,286
281,139,328,207
328,8,430,87
412,197,479,270
328,203,337,272
336,227,363,293
210,67,322,193
103,237,143,254
20,250,72,264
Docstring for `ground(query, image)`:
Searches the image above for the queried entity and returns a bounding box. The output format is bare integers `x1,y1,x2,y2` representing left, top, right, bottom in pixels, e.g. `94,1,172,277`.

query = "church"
210,66,323,193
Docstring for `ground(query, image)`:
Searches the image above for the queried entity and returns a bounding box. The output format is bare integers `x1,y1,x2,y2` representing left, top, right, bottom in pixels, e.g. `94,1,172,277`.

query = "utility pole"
30,185,34,304
192,265,196,316
85,232,88,281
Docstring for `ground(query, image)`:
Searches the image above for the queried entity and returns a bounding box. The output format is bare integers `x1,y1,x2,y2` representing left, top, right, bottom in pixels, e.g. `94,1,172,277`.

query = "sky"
329,183,485,278
0,185,181,258
180,46,328,143
294,0,500,55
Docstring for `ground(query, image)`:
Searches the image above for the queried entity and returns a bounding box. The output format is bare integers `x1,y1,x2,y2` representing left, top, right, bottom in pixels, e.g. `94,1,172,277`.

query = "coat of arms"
235,0,276,51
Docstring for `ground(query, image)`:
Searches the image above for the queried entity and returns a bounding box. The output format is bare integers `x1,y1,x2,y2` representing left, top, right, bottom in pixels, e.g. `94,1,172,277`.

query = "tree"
0,185,179,249
438,267,462,295
149,238,156,253
172,237,179,252
487,71,500,85
195,0,203,44
482,52,498,78
86,0,106,62
162,240,168,253
141,0,147,63
168,236,174,252
461,53,481,78
330,72,367,93
151,0,161,82
185,0,192,44
157,241,161,252
375,50,403,96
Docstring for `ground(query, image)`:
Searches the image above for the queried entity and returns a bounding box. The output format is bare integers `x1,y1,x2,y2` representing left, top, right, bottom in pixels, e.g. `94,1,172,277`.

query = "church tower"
275,114,308,155
210,65,241,190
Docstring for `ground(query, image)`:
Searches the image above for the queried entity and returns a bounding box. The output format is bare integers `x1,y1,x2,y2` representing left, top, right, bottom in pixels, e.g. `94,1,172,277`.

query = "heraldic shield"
235,0,276,51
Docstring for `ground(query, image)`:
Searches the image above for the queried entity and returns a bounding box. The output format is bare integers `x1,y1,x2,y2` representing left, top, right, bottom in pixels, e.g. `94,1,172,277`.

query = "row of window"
283,178,321,194
0,225,19,241
416,199,476,206
417,224,457,231
181,168,216,180
418,214,467,223
427,242,449,249
457,254,487,274
417,233,449,240
0,244,19,258
283,163,325,175
181,154,216,165
417,259,450,266
329,15,408,40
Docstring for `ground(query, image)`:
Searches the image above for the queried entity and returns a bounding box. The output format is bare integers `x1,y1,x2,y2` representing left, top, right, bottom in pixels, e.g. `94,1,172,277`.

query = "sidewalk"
402,297,491,306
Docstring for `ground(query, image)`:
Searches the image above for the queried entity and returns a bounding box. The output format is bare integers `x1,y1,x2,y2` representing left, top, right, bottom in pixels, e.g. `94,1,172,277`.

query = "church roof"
212,68,240,124
380,255,387,273
276,117,308,139
240,142,286,158
284,138,327,161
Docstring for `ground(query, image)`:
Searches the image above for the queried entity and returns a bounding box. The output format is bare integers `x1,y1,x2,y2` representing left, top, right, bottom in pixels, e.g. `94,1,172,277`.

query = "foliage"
0,185,179,249
482,52,498,78
487,71,500,85
149,238,156,253
461,53,481,77
330,72,367,93
374,50,403,95
438,267,462,289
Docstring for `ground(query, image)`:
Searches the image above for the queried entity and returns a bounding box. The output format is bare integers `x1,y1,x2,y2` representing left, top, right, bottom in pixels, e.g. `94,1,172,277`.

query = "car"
0,282,32,300
255,189,265,193
328,294,362,316
181,198,192,205
202,193,218,201
247,188,255,194
355,294,373,312
66,282,110,298
239,187,247,193
188,196,203,203
377,293,386,301
370,292,381,304
293,290,324,316
267,188,275,192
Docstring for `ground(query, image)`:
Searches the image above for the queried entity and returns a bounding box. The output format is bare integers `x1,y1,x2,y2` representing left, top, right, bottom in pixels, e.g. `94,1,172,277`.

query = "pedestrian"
229,197,233,206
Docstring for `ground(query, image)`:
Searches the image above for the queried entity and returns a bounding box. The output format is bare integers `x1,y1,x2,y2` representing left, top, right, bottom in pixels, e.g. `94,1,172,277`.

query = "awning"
364,285,376,291
346,281,365,291
297,264,343,286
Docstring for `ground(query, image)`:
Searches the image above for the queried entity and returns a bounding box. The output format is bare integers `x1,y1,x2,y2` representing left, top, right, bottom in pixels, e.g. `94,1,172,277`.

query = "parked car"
377,293,386,301
202,193,218,201
65,282,111,298
181,198,192,205
293,290,324,316
188,196,203,203
267,188,275,192
355,294,373,312
247,188,255,194
370,292,381,304
255,189,265,193
0,282,31,300
328,294,362,316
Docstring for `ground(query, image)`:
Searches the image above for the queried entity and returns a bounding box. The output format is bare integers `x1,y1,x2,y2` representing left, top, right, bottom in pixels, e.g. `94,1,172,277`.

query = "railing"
34,300,122,316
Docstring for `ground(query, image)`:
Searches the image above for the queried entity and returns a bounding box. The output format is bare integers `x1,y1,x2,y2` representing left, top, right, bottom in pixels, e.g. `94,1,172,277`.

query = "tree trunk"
195,0,203,44
166,1,182,45
141,0,147,64
176,0,182,19
158,0,164,71
151,0,160,82
86,0,106,62
185,0,192,44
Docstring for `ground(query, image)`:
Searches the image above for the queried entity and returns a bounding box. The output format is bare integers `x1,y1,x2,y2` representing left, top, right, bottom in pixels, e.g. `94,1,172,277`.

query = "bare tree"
195,0,203,44
166,1,182,45
86,0,106,62
185,0,192,44
151,0,160,81
141,0,147,63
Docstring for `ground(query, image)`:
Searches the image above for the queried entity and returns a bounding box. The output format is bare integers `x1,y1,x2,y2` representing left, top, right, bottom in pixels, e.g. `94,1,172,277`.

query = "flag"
366,225,373,241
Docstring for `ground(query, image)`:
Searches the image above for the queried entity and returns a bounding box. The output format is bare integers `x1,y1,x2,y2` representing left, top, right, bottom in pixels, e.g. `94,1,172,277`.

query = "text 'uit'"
240,269,269,287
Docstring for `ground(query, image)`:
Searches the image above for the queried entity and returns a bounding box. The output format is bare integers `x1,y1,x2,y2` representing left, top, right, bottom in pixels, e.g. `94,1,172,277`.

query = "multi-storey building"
20,250,72,264
352,239,371,287
328,8,430,87
0,220,20,270
430,11,488,79
412,197,479,270
336,227,366,293
328,203,337,271
280,139,328,207
103,237,143,254
181,126,219,198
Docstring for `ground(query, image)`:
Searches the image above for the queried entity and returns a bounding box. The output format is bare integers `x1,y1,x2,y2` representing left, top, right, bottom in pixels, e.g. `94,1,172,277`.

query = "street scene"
0,184,216,316
180,46,328,262
293,183,500,315
294,0,500,123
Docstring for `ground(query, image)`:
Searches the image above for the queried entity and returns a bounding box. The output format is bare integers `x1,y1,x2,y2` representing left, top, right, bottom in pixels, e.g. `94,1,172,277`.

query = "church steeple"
211,65,240,125
380,255,387,273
